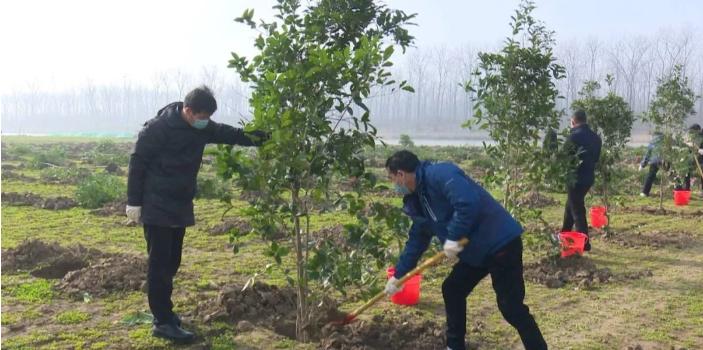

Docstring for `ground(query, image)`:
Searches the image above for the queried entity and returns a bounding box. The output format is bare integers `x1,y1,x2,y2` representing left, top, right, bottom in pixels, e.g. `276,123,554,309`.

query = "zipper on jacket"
421,195,438,222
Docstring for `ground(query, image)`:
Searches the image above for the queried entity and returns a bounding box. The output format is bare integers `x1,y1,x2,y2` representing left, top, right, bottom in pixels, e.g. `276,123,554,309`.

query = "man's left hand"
443,239,463,258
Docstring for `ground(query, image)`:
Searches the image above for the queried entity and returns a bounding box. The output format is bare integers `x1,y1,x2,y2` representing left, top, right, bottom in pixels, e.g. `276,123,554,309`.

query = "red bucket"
589,206,608,229
386,267,422,305
559,231,588,258
673,190,691,206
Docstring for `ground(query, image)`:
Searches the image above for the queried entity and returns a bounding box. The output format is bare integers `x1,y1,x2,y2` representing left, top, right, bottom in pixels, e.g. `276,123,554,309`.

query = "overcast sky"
1,0,701,95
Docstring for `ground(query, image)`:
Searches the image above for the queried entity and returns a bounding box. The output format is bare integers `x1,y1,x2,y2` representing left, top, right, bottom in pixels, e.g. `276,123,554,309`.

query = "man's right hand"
126,205,142,223
638,164,644,171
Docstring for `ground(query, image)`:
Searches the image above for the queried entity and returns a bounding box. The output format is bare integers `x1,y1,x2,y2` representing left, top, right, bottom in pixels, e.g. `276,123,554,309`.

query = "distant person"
683,124,703,194
639,131,664,197
126,86,266,343
543,128,558,153
561,110,601,251
383,150,548,350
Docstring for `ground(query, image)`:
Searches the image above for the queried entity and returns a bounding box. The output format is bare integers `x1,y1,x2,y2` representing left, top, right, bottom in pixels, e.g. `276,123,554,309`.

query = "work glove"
698,148,703,155
638,164,644,171
384,277,403,296
126,205,142,223
443,239,463,259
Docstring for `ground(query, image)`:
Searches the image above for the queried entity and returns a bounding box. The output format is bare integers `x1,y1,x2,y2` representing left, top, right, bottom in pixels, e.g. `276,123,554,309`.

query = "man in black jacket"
561,110,601,251
126,86,265,343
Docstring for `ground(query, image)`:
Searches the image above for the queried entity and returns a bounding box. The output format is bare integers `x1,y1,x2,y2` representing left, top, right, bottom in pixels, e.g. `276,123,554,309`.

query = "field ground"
1,137,702,349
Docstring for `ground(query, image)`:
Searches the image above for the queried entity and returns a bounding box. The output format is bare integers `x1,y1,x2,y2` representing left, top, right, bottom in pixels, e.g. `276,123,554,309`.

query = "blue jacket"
568,124,602,187
640,134,663,167
393,161,523,278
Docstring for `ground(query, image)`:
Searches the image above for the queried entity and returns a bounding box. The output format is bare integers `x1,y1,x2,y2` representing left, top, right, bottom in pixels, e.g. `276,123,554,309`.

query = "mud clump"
90,199,127,217
516,191,559,208
208,218,252,236
320,310,446,350
524,255,652,289
1,192,78,210
104,163,124,175
57,255,147,298
603,231,694,250
2,240,105,279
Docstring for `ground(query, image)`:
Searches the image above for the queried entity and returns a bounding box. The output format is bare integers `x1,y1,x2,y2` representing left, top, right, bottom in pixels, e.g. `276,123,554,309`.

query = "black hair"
573,110,587,124
385,150,420,173
184,85,217,114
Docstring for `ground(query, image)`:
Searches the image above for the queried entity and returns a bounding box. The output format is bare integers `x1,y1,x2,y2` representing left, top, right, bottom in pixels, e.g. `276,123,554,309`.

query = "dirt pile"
320,310,446,350
603,231,694,250
524,255,652,289
208,218,252,236
90,199,127,217
197,283,447,349
2,240,104,279
516,191,559,208
104,163,124,175
1,192,78,210
57,255,147,298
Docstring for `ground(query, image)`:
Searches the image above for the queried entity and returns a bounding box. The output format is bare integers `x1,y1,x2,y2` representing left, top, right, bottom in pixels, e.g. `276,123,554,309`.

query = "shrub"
75,173,126,208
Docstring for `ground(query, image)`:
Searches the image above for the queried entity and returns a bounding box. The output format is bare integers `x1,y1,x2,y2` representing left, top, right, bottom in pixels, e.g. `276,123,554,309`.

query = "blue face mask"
394,183,411,195
192,119,209,130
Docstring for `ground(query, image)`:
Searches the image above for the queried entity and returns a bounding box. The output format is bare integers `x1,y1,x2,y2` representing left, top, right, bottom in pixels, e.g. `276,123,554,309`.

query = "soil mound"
602,231,694,250
57,255,147,298
516,191,559,208
2,240,104,279
208,218,252,236
524,255,652,289
1,192,77,210
90,199,127,217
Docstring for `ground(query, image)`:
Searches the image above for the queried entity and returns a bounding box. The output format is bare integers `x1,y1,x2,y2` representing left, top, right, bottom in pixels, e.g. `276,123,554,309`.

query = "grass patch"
9,279,54,303
55,310,92,325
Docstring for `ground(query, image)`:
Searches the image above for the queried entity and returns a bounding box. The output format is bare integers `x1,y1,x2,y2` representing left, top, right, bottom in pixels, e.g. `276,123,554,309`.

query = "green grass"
8,279,55,303
55,310,92,325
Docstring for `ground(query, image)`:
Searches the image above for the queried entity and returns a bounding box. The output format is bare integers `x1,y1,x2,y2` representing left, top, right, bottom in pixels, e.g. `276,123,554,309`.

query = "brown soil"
104,163,124,175
57,255,147,298
2,240,105,279
196,283,447,349
602,231,694,250
208,218,252,236
1,192,78,210
516,191,560,208
320,309,446,350
524,255,653,289
90,199,127,217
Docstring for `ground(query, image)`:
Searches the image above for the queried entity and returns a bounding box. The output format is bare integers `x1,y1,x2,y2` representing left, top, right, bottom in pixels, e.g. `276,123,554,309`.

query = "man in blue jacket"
562,110,601,251
383,150,547,350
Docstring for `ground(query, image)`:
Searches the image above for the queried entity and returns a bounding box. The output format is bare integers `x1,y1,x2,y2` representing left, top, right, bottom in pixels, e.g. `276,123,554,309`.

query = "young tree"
465,0,565,218
571,76,635,229
219,0,415,341
644,64,698,210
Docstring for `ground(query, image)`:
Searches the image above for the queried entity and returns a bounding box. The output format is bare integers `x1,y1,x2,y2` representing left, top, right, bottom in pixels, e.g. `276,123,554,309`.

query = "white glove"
698,148,703,155
126,205,142,223
443,239,463,259
384,277,403,296
638,164,644,171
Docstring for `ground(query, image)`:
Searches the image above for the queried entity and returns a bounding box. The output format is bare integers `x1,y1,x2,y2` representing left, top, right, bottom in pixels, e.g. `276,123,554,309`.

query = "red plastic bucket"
589,206,608,229
673,190,691,206
559,231,588,258
386,267,422,305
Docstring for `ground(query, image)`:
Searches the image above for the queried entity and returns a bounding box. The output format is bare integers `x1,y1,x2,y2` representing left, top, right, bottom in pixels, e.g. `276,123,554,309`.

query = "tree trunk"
291,187,308,342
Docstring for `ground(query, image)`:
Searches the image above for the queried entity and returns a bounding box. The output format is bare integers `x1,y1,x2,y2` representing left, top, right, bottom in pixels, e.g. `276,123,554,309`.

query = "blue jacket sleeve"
394,221,432,279
439,170,480,242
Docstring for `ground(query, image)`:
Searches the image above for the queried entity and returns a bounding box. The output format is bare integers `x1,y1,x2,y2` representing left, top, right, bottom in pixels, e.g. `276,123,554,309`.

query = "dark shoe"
153,314,181,327
584,240,592,252
152,323,195,343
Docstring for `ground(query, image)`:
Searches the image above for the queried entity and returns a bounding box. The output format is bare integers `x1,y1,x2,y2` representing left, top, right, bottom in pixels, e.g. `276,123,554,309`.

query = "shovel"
334,237,469,325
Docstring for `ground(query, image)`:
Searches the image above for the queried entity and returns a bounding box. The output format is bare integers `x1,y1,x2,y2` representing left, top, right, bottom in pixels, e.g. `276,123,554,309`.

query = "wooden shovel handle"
345,237,469,320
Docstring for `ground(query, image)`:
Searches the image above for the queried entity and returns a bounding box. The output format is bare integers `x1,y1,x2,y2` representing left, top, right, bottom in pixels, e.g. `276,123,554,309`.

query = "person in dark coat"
561,110,602,251
384,150,547,350
683,124,703,193
126,86,265,343
638,131,664,196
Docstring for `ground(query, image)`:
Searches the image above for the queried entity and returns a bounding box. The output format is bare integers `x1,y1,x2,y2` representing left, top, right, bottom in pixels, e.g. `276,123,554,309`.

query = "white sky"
1,0,701,94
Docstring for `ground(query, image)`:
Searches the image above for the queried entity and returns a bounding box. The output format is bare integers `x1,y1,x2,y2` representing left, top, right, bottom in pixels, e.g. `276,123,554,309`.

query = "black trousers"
144,225,185,325
442,238,547,350
642,164,660,195
561,184,591,236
